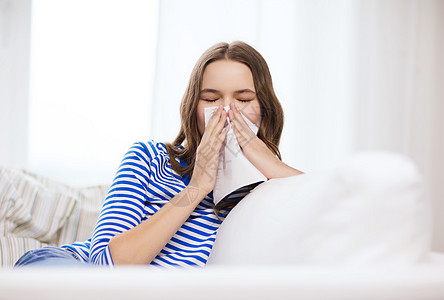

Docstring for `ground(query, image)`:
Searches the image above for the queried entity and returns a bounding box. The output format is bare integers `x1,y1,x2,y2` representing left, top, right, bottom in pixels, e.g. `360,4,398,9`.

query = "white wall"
425,0,444,253
0,0,31,169
151,0,356,175
352,0,444,252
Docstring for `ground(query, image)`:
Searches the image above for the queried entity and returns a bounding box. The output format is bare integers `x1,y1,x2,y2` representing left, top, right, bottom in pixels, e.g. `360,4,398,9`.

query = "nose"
222,97,235,108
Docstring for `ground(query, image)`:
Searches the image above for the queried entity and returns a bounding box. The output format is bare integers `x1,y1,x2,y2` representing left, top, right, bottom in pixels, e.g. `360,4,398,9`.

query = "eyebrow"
234,89,256,94
200,88,256,94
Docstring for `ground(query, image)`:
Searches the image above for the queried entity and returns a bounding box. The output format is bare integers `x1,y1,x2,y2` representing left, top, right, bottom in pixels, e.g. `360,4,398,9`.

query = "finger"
209,105,223,123
219,123,229,141
200,109,227,156
201,106,223,142
231,116,256,149
205,105,224,134
210,116,229,152
229,104,255,139
213,109,228,136
228,103,251,133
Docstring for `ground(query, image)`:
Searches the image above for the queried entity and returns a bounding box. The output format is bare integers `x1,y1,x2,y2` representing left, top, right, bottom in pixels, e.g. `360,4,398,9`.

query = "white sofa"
1,150,444,299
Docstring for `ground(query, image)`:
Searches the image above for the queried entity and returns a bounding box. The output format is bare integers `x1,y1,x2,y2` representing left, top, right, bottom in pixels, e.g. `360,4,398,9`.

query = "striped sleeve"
89,142,152,266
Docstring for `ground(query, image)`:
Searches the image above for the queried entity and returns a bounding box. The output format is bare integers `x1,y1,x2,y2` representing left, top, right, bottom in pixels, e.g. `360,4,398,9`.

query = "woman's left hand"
227,102,304,179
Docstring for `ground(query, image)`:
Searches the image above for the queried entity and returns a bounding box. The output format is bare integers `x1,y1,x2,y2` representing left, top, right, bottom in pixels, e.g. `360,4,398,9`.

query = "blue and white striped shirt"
62,140,247,268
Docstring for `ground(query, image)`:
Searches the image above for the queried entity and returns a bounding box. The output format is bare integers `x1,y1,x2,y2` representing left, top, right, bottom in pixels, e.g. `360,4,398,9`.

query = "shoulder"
126,140,184,163
124,139,165,158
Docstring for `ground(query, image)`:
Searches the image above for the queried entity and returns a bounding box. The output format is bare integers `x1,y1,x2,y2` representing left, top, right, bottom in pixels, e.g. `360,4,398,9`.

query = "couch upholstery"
0,166,108,268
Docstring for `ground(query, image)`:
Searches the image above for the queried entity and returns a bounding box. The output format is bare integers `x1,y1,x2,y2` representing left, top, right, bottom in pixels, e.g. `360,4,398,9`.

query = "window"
28,0,159,186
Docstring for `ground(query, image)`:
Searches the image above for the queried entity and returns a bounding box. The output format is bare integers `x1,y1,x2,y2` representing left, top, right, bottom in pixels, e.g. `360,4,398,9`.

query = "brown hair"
164,41,284,218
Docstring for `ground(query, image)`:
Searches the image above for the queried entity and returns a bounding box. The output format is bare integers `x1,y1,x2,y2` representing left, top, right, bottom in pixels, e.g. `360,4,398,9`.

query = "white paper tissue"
204,106,267,205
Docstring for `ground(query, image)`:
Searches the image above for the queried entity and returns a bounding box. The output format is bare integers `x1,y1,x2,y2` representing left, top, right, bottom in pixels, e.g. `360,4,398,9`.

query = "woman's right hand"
189,105,228,195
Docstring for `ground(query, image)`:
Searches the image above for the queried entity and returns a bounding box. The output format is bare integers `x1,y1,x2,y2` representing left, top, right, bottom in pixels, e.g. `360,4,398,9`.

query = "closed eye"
237,99,253,103
201,99,219,102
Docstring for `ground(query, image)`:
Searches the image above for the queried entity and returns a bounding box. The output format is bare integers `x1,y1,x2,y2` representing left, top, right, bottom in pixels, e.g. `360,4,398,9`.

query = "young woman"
14,41,303,268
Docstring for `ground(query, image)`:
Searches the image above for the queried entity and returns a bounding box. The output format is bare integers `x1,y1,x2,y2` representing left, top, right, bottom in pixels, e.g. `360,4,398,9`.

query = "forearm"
256,151,304,179
108,185,207,265
265,157,304,179
242,137,304,179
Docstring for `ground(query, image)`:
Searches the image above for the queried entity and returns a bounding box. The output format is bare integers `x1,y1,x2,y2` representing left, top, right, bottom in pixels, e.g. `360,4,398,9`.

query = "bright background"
1,0,443,251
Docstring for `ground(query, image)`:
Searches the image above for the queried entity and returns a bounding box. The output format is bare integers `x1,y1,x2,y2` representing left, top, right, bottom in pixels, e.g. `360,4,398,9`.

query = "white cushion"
207,150,432,266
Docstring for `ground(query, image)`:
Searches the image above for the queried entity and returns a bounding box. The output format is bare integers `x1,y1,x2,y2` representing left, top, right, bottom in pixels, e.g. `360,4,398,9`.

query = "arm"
228,102,304,179
90,146,207,265
108,185,209,265
100,106,228,265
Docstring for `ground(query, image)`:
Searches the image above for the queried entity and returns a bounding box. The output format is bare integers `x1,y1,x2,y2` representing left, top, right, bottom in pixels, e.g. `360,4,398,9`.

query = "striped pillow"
0,167,109,268
57,185,109,245
0,168,77,244
17,169,109,244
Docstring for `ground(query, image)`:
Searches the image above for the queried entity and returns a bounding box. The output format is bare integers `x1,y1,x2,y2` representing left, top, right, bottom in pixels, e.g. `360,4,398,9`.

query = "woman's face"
196,59,261,136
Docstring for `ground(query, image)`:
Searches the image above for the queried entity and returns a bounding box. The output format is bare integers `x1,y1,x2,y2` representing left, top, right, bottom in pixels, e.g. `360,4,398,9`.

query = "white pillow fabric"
207,150,432,266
